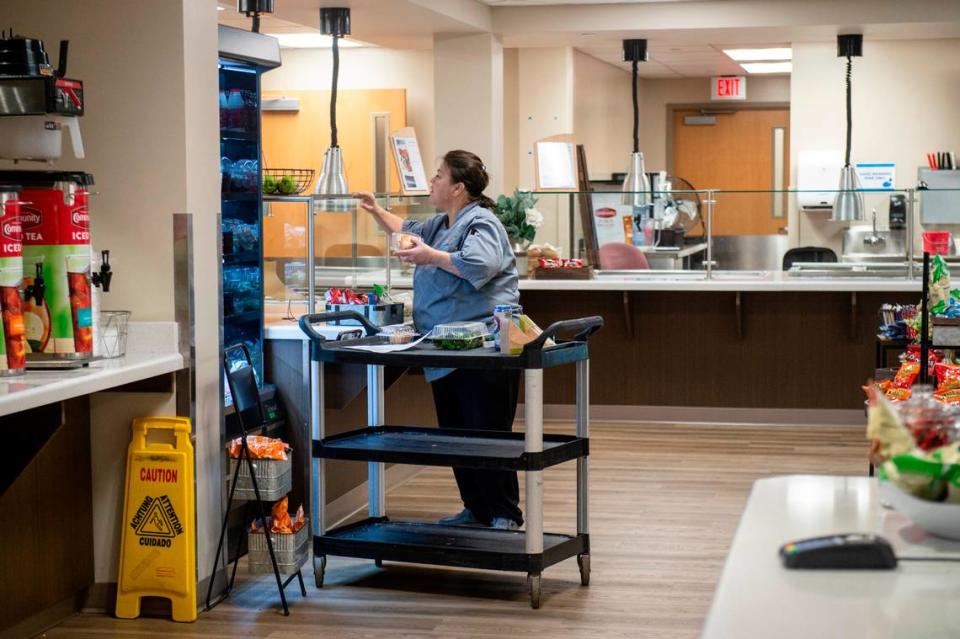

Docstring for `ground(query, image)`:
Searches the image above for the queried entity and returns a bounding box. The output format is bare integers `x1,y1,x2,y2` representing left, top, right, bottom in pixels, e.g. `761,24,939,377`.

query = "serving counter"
702,475,960,638
1,322,183,637
267,271,917,414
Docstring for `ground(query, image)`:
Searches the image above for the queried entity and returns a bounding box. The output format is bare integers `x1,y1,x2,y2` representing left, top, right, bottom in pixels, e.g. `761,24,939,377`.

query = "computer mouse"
779,533,898,570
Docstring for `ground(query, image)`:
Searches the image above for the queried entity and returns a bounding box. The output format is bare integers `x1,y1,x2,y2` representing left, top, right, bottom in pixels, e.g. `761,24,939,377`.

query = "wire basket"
263,168,315,195
228,456,292,501
98,310,131,359
249,522,309,574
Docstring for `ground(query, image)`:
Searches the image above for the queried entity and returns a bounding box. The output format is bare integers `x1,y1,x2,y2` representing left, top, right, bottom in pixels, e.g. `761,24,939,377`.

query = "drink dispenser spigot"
92,249,111,292
24,262,44,305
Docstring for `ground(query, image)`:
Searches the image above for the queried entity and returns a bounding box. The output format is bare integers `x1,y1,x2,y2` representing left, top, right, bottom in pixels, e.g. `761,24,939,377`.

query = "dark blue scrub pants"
431,368,523,526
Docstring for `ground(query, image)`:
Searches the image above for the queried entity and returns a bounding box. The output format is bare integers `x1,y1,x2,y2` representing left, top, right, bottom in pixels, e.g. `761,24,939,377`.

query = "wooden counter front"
520,289,917,409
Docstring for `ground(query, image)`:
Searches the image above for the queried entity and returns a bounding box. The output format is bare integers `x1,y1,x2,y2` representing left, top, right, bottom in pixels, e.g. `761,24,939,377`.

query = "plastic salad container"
430,321,488,350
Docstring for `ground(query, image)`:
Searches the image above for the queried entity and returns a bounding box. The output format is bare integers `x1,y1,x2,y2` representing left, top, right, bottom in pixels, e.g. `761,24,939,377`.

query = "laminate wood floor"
42,421,868,638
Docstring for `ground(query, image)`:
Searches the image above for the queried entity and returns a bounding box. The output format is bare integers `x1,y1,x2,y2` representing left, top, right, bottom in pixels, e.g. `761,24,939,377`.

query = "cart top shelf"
299,312,603,370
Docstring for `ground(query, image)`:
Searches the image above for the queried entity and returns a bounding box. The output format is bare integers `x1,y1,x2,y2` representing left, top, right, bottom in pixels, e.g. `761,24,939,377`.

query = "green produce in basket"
263,175,278,193
279,175,298,194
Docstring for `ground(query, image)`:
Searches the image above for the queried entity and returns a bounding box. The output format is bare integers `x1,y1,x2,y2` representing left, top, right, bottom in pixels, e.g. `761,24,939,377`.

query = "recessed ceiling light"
740,61,792,74
723,47,792,61
217,5,225,10
266,33,365,49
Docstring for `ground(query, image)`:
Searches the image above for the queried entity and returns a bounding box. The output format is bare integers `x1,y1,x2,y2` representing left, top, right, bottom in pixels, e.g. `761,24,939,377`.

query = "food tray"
228,456,292,501
325,302,404,327
531,266,595,280
249,524,309,574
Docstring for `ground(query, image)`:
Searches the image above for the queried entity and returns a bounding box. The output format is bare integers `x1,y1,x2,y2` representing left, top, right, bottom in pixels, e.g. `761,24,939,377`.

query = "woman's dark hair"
443,149,496,210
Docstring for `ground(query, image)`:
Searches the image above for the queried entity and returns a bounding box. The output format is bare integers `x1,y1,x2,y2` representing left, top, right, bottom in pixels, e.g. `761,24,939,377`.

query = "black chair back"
223,344,263,435
782,246,838,270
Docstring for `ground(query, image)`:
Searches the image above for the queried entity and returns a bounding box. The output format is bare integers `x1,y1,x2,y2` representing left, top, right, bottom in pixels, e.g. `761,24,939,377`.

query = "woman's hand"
395,236,441,266
351,191,403,233
351,191,384,216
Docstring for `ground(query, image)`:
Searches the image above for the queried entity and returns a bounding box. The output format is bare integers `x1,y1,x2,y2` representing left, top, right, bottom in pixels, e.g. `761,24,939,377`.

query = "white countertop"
0,321,183,417
702,475,960,639
302,269,921,295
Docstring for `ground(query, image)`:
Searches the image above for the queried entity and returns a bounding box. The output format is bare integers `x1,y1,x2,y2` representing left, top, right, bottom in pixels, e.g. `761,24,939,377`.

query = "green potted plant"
493,189,544,253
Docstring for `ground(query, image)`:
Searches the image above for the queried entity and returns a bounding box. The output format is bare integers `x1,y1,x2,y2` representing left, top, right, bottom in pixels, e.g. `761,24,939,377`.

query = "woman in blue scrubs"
352,150,522,530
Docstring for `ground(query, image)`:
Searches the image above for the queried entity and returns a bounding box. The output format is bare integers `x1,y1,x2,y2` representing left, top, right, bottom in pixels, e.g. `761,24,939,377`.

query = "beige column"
433,33,504,196
516,47,575,251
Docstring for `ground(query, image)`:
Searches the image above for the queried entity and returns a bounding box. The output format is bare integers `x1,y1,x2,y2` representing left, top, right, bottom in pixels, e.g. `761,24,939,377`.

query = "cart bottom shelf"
315,517,588,573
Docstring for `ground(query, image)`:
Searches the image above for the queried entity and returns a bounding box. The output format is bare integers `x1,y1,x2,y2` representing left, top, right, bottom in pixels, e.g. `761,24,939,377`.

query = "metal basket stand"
205,344,306,616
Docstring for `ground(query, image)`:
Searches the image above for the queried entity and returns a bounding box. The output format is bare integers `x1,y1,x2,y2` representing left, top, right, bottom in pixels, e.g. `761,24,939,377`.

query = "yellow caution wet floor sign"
116,417,197,622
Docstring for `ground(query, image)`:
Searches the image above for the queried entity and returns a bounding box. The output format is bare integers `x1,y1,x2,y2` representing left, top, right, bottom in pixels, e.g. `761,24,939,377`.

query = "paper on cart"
345,333,430,353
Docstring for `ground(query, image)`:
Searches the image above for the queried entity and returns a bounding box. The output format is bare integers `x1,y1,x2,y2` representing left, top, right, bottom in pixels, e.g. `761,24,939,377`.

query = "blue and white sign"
855,163,896,190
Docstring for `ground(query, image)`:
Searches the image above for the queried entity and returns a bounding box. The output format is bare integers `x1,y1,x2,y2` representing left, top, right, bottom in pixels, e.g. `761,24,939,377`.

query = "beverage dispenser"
0,31,112,367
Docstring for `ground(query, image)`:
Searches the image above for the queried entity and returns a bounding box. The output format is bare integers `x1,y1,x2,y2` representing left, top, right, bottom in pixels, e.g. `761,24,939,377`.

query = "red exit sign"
711,76,747,101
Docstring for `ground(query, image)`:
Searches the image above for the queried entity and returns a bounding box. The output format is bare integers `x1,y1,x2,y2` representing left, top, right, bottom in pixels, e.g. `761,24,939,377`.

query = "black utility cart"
299,311,603,608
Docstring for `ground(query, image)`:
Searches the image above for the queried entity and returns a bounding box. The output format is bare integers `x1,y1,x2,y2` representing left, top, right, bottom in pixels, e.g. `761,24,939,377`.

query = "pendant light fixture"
314,7,351,206
622,39,650,209
832,33,864,222
237,0,274,33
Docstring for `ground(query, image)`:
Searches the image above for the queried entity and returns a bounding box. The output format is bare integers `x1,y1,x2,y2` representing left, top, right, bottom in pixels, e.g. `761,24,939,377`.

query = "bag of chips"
893,361,920,389
227,435,289,461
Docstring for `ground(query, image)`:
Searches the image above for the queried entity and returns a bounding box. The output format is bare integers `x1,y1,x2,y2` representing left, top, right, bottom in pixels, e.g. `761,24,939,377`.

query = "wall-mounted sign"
855,163,896,190
711,76,747,101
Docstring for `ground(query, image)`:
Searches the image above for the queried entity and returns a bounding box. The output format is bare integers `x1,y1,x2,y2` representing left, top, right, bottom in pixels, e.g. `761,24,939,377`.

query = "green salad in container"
430,321,489,350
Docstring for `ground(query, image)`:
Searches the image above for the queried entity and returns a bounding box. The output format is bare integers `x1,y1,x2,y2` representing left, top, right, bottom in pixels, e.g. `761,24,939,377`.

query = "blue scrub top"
402,200,520,382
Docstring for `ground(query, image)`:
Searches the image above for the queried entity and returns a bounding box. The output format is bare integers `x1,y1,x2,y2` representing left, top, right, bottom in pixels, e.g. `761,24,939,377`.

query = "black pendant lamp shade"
237,0,274,33
832,33,864,222
320,7,351,37
622,39,650,207
315,7,352,199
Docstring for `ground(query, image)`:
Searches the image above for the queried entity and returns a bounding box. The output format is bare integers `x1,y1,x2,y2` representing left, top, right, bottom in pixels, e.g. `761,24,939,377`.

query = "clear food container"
380,323,416,344
430,321,488,350
390,231,420,253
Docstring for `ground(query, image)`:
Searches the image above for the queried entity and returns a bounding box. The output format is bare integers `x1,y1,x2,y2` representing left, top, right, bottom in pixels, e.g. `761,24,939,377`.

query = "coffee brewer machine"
0,31,112,367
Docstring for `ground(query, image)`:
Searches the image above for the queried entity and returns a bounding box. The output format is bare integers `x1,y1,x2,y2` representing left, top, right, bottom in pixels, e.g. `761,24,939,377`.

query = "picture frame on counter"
389,127,430,195
534,134,577,191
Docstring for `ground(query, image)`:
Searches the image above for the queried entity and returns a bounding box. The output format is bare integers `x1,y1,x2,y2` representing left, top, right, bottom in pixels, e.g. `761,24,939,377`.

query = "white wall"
640,75,791,173
791,38,960,252
573,51,633,181
262,47,435,171
1,0,221,590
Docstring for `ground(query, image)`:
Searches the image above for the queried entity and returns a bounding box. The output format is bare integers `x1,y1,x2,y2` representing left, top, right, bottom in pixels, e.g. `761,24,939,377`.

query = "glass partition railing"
260,188,960,310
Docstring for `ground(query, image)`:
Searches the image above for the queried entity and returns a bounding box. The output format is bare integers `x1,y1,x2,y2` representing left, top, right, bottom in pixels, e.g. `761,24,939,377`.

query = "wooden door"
672,108,789,236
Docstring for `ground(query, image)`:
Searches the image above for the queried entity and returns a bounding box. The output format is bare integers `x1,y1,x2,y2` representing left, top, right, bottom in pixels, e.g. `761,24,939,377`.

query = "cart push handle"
524,315,604,352
299,311,380,342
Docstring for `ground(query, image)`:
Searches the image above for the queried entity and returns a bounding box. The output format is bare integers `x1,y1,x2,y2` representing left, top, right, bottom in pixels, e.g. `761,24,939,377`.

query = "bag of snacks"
227,435,289,461
893,361,921,389
249,496,305,534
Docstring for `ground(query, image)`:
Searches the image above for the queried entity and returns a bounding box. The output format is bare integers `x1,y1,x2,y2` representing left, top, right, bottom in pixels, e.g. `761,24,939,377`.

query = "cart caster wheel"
314,556,326,588
527,573,542,609
375,558,383,568
577,554,591,586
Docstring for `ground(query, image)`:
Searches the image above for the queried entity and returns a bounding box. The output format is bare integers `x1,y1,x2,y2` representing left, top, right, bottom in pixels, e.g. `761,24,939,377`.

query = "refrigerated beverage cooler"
217,25,280,395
